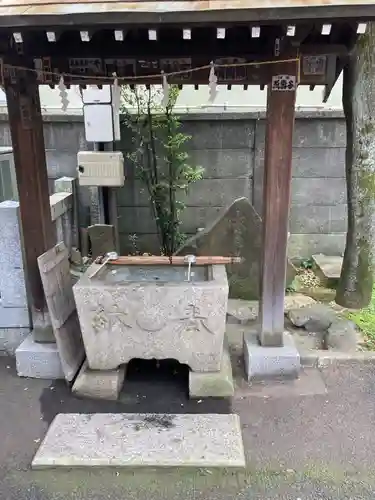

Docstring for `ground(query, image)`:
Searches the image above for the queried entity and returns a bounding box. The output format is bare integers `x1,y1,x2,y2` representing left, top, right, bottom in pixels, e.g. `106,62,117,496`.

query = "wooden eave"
0,19,365,99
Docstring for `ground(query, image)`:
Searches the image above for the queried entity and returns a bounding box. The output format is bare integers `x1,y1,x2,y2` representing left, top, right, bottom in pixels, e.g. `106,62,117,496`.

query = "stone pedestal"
189,343,234,398
16,333,64,379
72,360,125,400
244,330,300,380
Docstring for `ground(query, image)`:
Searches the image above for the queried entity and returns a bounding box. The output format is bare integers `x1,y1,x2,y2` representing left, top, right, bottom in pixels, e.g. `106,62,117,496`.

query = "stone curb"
300,349,375,367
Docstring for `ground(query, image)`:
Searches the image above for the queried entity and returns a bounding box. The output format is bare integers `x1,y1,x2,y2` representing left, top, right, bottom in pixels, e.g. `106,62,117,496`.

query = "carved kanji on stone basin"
73,264,228,372
173,303,215,335
91,302,133,334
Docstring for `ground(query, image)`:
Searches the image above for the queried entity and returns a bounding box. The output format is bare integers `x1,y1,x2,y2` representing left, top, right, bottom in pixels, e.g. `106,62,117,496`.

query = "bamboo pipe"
107,256,243,266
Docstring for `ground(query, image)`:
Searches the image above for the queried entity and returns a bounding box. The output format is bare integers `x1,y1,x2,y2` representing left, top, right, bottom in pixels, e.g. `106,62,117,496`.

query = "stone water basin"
73,263,228,372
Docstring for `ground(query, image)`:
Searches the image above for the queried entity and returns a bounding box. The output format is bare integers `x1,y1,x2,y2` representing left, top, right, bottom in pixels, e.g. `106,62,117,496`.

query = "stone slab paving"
32,413,245,469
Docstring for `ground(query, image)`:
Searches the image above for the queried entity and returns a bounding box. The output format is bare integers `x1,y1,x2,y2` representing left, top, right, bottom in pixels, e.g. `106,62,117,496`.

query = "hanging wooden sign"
302,56,327,76
271,74,296,91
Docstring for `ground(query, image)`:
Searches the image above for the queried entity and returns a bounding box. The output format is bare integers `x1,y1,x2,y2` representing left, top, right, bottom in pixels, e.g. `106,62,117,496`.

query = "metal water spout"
88,251,119,279
184,254,196,282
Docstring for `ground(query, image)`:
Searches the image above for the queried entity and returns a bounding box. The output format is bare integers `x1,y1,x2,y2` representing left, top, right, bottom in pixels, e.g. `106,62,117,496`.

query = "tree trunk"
336,24,375,308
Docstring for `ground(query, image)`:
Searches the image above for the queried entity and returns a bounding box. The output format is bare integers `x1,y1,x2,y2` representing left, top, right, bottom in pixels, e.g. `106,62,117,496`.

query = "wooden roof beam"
287,23,315,46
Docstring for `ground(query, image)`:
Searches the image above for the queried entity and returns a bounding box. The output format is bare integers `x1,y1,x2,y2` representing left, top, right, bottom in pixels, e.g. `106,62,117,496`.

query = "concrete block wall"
253,117,347,259
117,118,255,253
0,115,88,197
0,111,347,259
117,114,347,258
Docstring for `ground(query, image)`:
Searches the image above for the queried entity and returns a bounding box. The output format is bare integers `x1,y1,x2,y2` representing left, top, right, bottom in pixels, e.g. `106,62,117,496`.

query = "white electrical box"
82,85,121,143
84,104,116,143
77,151,125,186
82,86,112,104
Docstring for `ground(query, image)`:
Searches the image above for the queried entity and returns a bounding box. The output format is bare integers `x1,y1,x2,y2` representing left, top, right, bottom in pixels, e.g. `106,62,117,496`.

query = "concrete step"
32,413,245,469
16,333,64,379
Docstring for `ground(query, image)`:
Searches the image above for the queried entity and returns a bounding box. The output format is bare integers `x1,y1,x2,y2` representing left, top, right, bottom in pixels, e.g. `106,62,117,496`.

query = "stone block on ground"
32,413,245,469
227,299,258,325
227,294,317,325
189,344,234,398
72,360,125,400
176,197,296,300
16,333,64,379
244,331,300,381
326,319,359,352
284,294,317,313
287,303,337,330
88,224,116,258
312,254,343,288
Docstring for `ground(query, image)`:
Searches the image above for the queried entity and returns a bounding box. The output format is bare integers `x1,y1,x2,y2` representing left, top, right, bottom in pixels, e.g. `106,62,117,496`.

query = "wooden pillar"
259,62,297,347
5,66,55,335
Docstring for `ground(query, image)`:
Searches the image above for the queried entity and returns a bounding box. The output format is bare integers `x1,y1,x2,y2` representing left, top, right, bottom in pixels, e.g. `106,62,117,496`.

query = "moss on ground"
347,284,375,350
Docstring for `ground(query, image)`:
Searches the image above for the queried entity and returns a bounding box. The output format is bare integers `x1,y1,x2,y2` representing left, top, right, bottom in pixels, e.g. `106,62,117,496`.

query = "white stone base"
244,331,300,381
189,345,234,398
16,333,64,379
0,328,30,356
72,360,125,400
32,413,245,469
